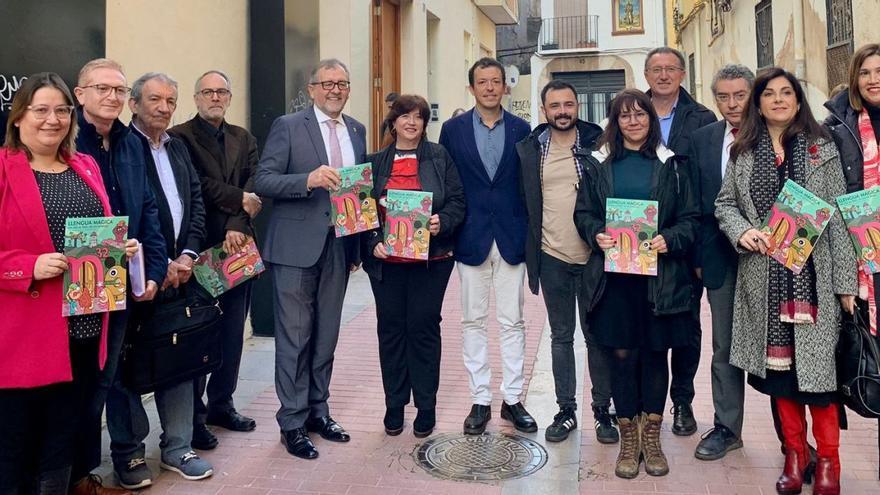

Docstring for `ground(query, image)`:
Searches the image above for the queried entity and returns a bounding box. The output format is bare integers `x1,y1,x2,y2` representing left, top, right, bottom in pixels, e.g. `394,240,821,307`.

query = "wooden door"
371,0,401,151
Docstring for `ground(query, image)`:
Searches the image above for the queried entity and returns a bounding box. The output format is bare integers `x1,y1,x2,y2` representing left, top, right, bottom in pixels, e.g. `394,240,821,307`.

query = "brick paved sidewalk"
108,270,880,495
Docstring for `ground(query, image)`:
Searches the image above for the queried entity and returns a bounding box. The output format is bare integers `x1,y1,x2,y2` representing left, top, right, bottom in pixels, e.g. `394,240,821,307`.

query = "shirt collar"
473,107,505,130
131,121,170,150
724,120,737,137
657,98,679,120
314,106,342,126
195,114,225,138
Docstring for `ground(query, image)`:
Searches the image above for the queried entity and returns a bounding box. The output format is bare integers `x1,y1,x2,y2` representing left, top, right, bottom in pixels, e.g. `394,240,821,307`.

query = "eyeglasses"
618,111,649,122
198,88,231,98
81,84,132,98
715,92,749,103
310,80,351,91
27,105,75,120
647,66,684,75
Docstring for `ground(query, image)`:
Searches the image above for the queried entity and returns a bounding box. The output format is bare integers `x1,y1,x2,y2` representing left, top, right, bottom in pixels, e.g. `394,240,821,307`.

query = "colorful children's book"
604,198,659,276
63,216,129,316
330,163,380,237
836,186,880,275
384,189,433,260
760,179,834,275
192,238,266,297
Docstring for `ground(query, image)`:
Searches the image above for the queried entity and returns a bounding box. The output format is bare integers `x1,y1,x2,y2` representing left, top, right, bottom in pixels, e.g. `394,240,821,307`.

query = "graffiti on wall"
510,99,530,122
0,74,28,111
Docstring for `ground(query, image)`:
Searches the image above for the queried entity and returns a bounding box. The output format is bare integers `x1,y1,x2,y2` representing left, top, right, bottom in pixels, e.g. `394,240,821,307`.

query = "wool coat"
714,137,857,393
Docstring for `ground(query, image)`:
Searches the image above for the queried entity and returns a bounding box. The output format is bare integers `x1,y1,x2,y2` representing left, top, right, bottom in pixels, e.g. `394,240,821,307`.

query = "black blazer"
689,120,738,290
360,140,466,280
170,116,258,247
130,124,207,259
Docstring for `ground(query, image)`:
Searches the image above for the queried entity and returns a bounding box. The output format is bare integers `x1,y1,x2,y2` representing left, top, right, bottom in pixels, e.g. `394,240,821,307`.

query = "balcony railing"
538,15,599,53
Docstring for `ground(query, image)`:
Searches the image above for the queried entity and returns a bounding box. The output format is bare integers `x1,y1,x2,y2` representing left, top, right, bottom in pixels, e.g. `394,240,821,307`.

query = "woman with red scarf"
826,44,880,334
715,68,857,495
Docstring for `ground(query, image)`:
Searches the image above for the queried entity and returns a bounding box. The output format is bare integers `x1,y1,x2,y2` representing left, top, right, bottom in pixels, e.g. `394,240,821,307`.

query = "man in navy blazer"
70,58,166,495
439,58,536,435
255,59,364,460
689,64,754,461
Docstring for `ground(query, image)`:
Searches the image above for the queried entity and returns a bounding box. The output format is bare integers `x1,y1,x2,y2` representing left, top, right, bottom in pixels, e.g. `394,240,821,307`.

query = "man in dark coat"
170,70,261,451
644,47,717,436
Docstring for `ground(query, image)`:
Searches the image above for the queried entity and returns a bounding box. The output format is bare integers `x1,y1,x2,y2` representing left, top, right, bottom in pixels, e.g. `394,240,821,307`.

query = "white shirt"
132,123,183,241
721,121,737,177
313,106,356,167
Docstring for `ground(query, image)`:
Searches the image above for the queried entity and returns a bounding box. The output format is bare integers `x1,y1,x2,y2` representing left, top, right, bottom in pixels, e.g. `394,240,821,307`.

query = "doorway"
371,0,401,150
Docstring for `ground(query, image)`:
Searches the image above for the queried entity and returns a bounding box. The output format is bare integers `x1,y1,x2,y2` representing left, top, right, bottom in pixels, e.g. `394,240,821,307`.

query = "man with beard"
515,80,615,443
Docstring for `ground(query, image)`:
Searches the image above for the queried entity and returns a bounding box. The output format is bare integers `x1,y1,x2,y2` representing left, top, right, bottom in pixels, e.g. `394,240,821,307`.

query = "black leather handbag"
122,284,223,394
837,309,880,419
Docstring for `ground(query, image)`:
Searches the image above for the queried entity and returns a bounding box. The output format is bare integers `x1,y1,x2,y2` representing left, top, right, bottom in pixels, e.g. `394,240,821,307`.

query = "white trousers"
458,241,527,405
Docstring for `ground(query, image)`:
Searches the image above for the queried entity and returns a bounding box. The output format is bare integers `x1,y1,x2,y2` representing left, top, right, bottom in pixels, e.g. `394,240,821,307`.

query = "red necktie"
731,127,739,137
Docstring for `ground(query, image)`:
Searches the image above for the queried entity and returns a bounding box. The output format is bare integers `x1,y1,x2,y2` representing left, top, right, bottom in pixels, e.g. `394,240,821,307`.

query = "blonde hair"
78,58,125,86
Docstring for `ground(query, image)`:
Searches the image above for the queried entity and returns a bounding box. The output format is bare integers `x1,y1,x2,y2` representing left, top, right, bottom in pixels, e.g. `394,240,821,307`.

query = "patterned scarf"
750,130,819,370
858,109,880,336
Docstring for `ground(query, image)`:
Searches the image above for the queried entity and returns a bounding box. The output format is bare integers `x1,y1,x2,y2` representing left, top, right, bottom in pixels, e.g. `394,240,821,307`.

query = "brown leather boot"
71,475,133,495
812,457,840,495
641,413,669,476
614,416,641,479
776,448,805,494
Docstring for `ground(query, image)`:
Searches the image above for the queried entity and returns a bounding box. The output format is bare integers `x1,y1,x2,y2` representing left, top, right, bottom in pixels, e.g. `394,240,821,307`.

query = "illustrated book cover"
384,189,433,260
192,238,266,297
604,198,659,276
837,186,880,275
63,216,129,316
760,179,833,275
330,163,380,237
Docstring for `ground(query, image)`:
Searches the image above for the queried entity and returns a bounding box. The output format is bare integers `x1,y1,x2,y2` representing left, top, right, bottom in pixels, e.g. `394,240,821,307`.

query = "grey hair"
309,59,350,82
644,47,686,71
131,72,178,102
710,64,755,94
194,70,231,94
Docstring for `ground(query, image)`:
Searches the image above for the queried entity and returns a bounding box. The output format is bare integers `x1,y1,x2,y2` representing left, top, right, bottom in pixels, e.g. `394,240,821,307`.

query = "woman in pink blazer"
0,73,136,494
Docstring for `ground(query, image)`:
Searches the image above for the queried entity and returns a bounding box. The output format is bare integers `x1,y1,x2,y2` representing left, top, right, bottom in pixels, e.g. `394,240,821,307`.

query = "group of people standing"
2,40,880,495
1,61,261,494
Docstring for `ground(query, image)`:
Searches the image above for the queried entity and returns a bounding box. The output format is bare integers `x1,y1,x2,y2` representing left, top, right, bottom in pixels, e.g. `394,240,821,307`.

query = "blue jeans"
107,377,194,465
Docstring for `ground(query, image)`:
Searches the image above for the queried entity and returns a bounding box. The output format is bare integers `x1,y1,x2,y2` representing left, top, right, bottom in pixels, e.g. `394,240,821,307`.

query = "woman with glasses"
574,88,699,479
0,73,136,494
715,68,856,495
361,94,465,438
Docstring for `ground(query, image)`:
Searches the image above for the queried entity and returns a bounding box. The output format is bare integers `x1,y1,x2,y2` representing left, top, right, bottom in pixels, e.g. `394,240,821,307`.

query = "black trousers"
670,281,702,405
0,336,98,493
70,313,127,483
194,282,253,425
607,346,669,420
368,258,454,410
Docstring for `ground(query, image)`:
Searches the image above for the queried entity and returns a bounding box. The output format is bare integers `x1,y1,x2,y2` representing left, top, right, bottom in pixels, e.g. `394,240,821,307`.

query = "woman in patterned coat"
714,67,857,495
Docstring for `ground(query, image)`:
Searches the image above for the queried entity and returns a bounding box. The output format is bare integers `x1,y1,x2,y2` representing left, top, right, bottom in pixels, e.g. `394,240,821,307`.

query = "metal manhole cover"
414,432,547,481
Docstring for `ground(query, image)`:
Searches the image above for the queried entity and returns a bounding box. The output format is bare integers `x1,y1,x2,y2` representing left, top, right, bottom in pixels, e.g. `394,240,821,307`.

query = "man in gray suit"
255,59,365,460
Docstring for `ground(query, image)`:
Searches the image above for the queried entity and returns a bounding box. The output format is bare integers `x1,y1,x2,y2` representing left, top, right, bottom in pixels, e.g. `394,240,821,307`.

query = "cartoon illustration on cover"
604,198,658,276
63,216,129,316
330,163,380,237
760,179,833,275
384,189,433,260
192,238,267,297
837,186,880,275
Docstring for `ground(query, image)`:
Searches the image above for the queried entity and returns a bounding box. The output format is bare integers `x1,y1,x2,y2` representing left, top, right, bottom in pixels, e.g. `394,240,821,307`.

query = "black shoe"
384,407,404,436
671,402,697,436
593,406,619,444
500,402,537,433
305,415,351,442
206,409,257,432
191,423,218,450
694,425,743,460
463,404,491,435
545,407,578,442
413,409,436,438
280,428,318,459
